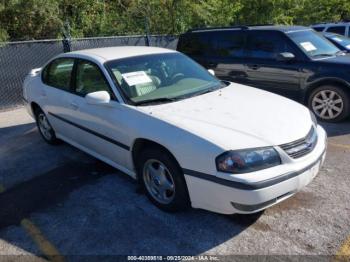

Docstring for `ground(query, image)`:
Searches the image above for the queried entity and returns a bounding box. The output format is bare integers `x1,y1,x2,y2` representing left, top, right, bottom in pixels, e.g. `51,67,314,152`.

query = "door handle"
207,62,216,68
247,64,260,70
40,91,47,97
69,102,79,110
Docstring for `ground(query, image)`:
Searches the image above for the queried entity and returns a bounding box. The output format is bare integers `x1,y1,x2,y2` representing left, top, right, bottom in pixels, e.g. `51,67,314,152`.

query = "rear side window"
313,26,325,32
246,31,294,59
42,58,74,91
177,33,212,56
210,31,246,58
326,26,346,35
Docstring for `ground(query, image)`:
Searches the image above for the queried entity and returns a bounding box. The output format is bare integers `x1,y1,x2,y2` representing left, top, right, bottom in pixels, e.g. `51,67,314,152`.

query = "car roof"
62,46,176,62
249,25,309,32
185,25,310,34
312,22,350,27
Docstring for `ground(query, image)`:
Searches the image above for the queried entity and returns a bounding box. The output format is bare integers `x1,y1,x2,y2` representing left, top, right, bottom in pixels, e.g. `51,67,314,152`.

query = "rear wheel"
34,108,60,145
137,148,190,212
308,85,349,122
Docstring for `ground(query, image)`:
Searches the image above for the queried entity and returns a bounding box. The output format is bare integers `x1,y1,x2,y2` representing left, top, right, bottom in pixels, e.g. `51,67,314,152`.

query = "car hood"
318,53,350,65
139,83,313,150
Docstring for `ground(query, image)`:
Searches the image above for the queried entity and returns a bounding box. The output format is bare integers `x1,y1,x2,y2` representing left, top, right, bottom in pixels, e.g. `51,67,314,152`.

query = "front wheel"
35,108,60,145
308,85,349,122
137,148,190,212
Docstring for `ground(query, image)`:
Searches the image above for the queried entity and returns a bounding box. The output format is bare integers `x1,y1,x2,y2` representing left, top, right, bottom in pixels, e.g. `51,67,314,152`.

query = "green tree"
1,0,350,41
116,0,242,34
234,0,301,25
0,28,8,42
59,0,111,37
0,1,8,41
293,0,350,25
0,0,62,40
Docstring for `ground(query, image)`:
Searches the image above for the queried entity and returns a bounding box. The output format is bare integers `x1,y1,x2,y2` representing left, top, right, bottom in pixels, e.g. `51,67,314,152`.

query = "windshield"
105,52,223,105
287,30,340,58
327,34,350,50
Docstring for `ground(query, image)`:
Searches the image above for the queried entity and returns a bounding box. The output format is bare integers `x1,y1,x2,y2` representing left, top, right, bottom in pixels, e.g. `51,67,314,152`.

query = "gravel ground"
0,107,349,261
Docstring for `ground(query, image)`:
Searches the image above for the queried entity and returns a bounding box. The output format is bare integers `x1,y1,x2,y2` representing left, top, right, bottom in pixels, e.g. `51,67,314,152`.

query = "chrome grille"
279,127,318,159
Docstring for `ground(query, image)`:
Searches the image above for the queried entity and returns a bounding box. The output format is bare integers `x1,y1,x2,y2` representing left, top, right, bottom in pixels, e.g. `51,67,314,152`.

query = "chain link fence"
0,35,178,111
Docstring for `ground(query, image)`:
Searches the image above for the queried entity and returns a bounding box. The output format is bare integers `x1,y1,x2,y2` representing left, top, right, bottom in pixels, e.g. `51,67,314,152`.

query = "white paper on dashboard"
300,42,317,51
122,71,152,86
346,44,350,49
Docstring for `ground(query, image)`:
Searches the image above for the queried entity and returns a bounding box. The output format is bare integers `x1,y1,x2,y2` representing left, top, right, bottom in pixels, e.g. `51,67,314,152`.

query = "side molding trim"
48,112,130,151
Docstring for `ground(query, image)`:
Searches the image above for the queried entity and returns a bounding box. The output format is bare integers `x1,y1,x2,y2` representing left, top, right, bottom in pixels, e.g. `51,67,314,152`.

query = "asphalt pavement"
0,107,349,261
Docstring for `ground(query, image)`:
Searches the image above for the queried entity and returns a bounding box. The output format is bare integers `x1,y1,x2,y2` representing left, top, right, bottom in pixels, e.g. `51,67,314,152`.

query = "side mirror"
208,69,215,76
276,52,295,62
85,91,111,105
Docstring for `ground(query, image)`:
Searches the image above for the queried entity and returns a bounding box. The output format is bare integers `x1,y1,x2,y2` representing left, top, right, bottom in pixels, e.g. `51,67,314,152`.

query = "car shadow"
319,119,350,137
0,122,36,141
0,123,262,258
0,161,262,256
0,160,115,229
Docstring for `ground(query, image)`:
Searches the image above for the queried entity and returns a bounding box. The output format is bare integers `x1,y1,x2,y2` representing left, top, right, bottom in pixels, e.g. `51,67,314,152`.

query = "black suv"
177,25,350,122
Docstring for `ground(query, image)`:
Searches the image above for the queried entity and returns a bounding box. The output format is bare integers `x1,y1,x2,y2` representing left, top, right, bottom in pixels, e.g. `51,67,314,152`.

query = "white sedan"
23,46,327,214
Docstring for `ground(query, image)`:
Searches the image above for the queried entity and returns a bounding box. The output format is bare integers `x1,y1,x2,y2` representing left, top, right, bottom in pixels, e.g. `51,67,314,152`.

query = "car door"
202,30,248,84
244,31,303,100
41,57,78,140
66,59,129,167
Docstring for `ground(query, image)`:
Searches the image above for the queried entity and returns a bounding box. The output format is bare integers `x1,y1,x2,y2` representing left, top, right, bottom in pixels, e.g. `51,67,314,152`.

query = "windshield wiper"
179,84,225,99
134,97,178,106
311,53,335,58
336,50,346,56
134,83,226,105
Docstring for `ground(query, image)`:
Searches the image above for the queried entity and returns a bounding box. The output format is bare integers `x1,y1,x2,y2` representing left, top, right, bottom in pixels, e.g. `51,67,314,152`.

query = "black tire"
308,85,350,123
137,147,190,212
34,107,61,145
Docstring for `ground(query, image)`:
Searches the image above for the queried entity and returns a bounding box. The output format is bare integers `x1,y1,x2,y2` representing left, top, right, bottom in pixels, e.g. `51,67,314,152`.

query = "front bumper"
184,125,327,214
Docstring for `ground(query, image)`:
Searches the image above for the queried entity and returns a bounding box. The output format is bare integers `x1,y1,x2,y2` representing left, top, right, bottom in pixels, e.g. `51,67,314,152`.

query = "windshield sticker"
122,71,152,86
300,42,317,52
332,37,343,42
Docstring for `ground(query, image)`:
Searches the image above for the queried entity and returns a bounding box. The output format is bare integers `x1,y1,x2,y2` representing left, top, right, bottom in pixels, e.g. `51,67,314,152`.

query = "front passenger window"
246,32,294,59
75,61,111,96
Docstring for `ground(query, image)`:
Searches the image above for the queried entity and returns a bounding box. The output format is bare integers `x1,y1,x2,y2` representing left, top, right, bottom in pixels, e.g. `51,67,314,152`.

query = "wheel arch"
30,102,41,116
131,138,182,180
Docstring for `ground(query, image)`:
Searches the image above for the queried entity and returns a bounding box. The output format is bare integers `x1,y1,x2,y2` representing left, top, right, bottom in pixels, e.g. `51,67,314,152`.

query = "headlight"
216,147,281,174
310,110,317,126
